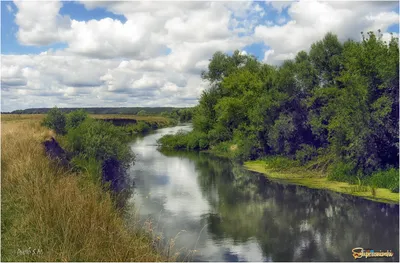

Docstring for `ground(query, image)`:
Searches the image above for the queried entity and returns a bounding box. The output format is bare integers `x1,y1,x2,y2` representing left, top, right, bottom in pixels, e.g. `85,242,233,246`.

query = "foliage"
137,110,147,116
263,156,300,171
66,118,134,165
327,161,359,184
1,119,169,262
66,109,88,130
42,106,67,135
367,168,399,193
157,130,209,150
158,31,399,191
295,144,318,165
124,121,151,134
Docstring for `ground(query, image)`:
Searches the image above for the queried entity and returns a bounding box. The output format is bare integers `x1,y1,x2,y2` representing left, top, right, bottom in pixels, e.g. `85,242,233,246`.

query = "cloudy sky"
1,1,399,112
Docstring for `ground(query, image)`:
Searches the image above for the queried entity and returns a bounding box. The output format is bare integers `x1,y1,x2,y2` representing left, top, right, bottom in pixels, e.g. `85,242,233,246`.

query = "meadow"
1,114,174,261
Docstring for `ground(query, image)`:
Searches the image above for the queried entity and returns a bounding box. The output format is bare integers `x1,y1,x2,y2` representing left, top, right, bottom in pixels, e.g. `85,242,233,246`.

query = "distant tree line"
7,107,193,116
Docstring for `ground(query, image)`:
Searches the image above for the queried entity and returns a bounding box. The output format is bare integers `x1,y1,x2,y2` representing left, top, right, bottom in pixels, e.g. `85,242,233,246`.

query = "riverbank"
159,136,399,205
244,160,399,204
1,115,172,261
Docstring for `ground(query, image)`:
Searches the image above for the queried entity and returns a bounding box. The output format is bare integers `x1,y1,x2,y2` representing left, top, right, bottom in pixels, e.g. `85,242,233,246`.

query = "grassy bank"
244,160,399,204
1,115,172,261
158,134,399,204
1,113,172,126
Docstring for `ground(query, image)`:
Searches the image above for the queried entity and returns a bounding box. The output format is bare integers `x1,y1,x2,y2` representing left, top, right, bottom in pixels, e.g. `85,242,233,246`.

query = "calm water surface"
127,125,399,262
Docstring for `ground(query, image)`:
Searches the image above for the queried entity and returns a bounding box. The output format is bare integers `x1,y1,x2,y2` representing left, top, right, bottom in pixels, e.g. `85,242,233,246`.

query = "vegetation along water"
131,125,399,261
1,30,399,262
158,32,400,204
1,112,176,261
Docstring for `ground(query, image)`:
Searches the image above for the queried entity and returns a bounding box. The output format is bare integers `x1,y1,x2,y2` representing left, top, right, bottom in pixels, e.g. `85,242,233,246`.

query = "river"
127,125,399,262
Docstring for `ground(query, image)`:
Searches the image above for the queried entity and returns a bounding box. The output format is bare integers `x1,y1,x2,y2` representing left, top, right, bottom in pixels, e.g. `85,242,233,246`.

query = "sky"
1,1,399,112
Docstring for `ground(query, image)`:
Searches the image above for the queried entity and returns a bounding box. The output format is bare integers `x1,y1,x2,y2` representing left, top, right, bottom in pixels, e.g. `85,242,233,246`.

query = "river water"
127,125,399,262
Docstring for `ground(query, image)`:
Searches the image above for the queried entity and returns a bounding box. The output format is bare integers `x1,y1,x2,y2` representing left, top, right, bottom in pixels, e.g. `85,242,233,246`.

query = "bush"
296,144,318,165
328,160,358,184
42,107,67,135
264,156,300,170
207,125,231,145
367,168,399,193
124,121,151,134
209,141,237,159
135,121,151,133
66,119,134,166
157,131,209,150
66,109,88,130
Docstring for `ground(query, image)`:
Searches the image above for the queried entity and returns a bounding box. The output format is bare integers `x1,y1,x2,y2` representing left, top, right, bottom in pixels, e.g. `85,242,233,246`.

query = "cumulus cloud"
2,0,399,111
255,1,399,65
14,0,70,46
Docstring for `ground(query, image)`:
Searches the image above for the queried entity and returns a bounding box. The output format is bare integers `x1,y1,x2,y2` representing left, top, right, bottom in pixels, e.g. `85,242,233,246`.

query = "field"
1,114,171,261
1,113,170,123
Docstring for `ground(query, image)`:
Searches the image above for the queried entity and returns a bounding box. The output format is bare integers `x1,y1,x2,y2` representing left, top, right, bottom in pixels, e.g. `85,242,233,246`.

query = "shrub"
186,131,209,150
134,121,151,133
137,110,147,116
42,107,67,135
264,156,300,170
66,119,134,166
367,168,399,193
157,131,209,150
157,131,188,150
124,121,151,134
296,144,318,165
66,109,88,130
207,125,231,145
327,160,358,184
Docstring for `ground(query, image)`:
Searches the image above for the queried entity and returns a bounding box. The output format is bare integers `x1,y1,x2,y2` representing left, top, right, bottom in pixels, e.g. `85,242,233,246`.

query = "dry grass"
1,114,45,123
1,118,171,261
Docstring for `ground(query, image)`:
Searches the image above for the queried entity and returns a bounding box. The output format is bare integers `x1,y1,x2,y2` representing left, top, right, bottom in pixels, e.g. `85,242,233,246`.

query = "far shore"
244,160,399,205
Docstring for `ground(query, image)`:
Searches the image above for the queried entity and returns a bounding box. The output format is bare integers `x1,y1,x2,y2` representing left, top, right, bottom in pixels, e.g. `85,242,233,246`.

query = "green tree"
66,109,88,130
137,110,147,116
42,107,67,135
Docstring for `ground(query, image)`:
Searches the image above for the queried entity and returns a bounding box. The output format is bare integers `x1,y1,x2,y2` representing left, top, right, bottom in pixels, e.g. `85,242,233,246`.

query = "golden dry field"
1,114,170,261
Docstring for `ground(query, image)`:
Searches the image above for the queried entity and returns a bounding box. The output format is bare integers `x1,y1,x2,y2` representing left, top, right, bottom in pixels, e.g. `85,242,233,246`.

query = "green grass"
244,160,399,204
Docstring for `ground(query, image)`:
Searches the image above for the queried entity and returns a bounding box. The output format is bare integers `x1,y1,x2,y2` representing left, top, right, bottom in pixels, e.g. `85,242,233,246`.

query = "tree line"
159,31,399,191
8,107,192,116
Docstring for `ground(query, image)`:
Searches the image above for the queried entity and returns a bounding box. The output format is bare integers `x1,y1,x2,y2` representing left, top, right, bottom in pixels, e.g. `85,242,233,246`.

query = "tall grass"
367,168,399,193
1,118,171,261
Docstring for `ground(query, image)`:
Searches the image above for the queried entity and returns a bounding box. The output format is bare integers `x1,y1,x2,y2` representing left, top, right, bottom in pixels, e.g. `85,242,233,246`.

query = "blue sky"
1,1,399,111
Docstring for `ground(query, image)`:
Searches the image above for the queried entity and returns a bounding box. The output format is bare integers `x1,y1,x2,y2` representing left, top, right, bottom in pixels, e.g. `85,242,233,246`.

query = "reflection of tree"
160,150,399,261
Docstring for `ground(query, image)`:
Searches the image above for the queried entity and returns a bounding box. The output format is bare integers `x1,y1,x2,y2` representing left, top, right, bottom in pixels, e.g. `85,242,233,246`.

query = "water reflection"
127,126,399,262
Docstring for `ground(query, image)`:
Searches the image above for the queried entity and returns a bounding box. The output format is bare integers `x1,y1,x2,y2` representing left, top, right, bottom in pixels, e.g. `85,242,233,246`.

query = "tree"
66,109,88,130
42,107,67,135
137,110,147,116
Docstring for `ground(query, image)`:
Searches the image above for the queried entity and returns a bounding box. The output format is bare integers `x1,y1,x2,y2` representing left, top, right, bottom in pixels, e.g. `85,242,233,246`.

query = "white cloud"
14,0,70,46
267,1,292,13
2,0,399,111
262,49,275,63
255,1,400,65
6,4,13,13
